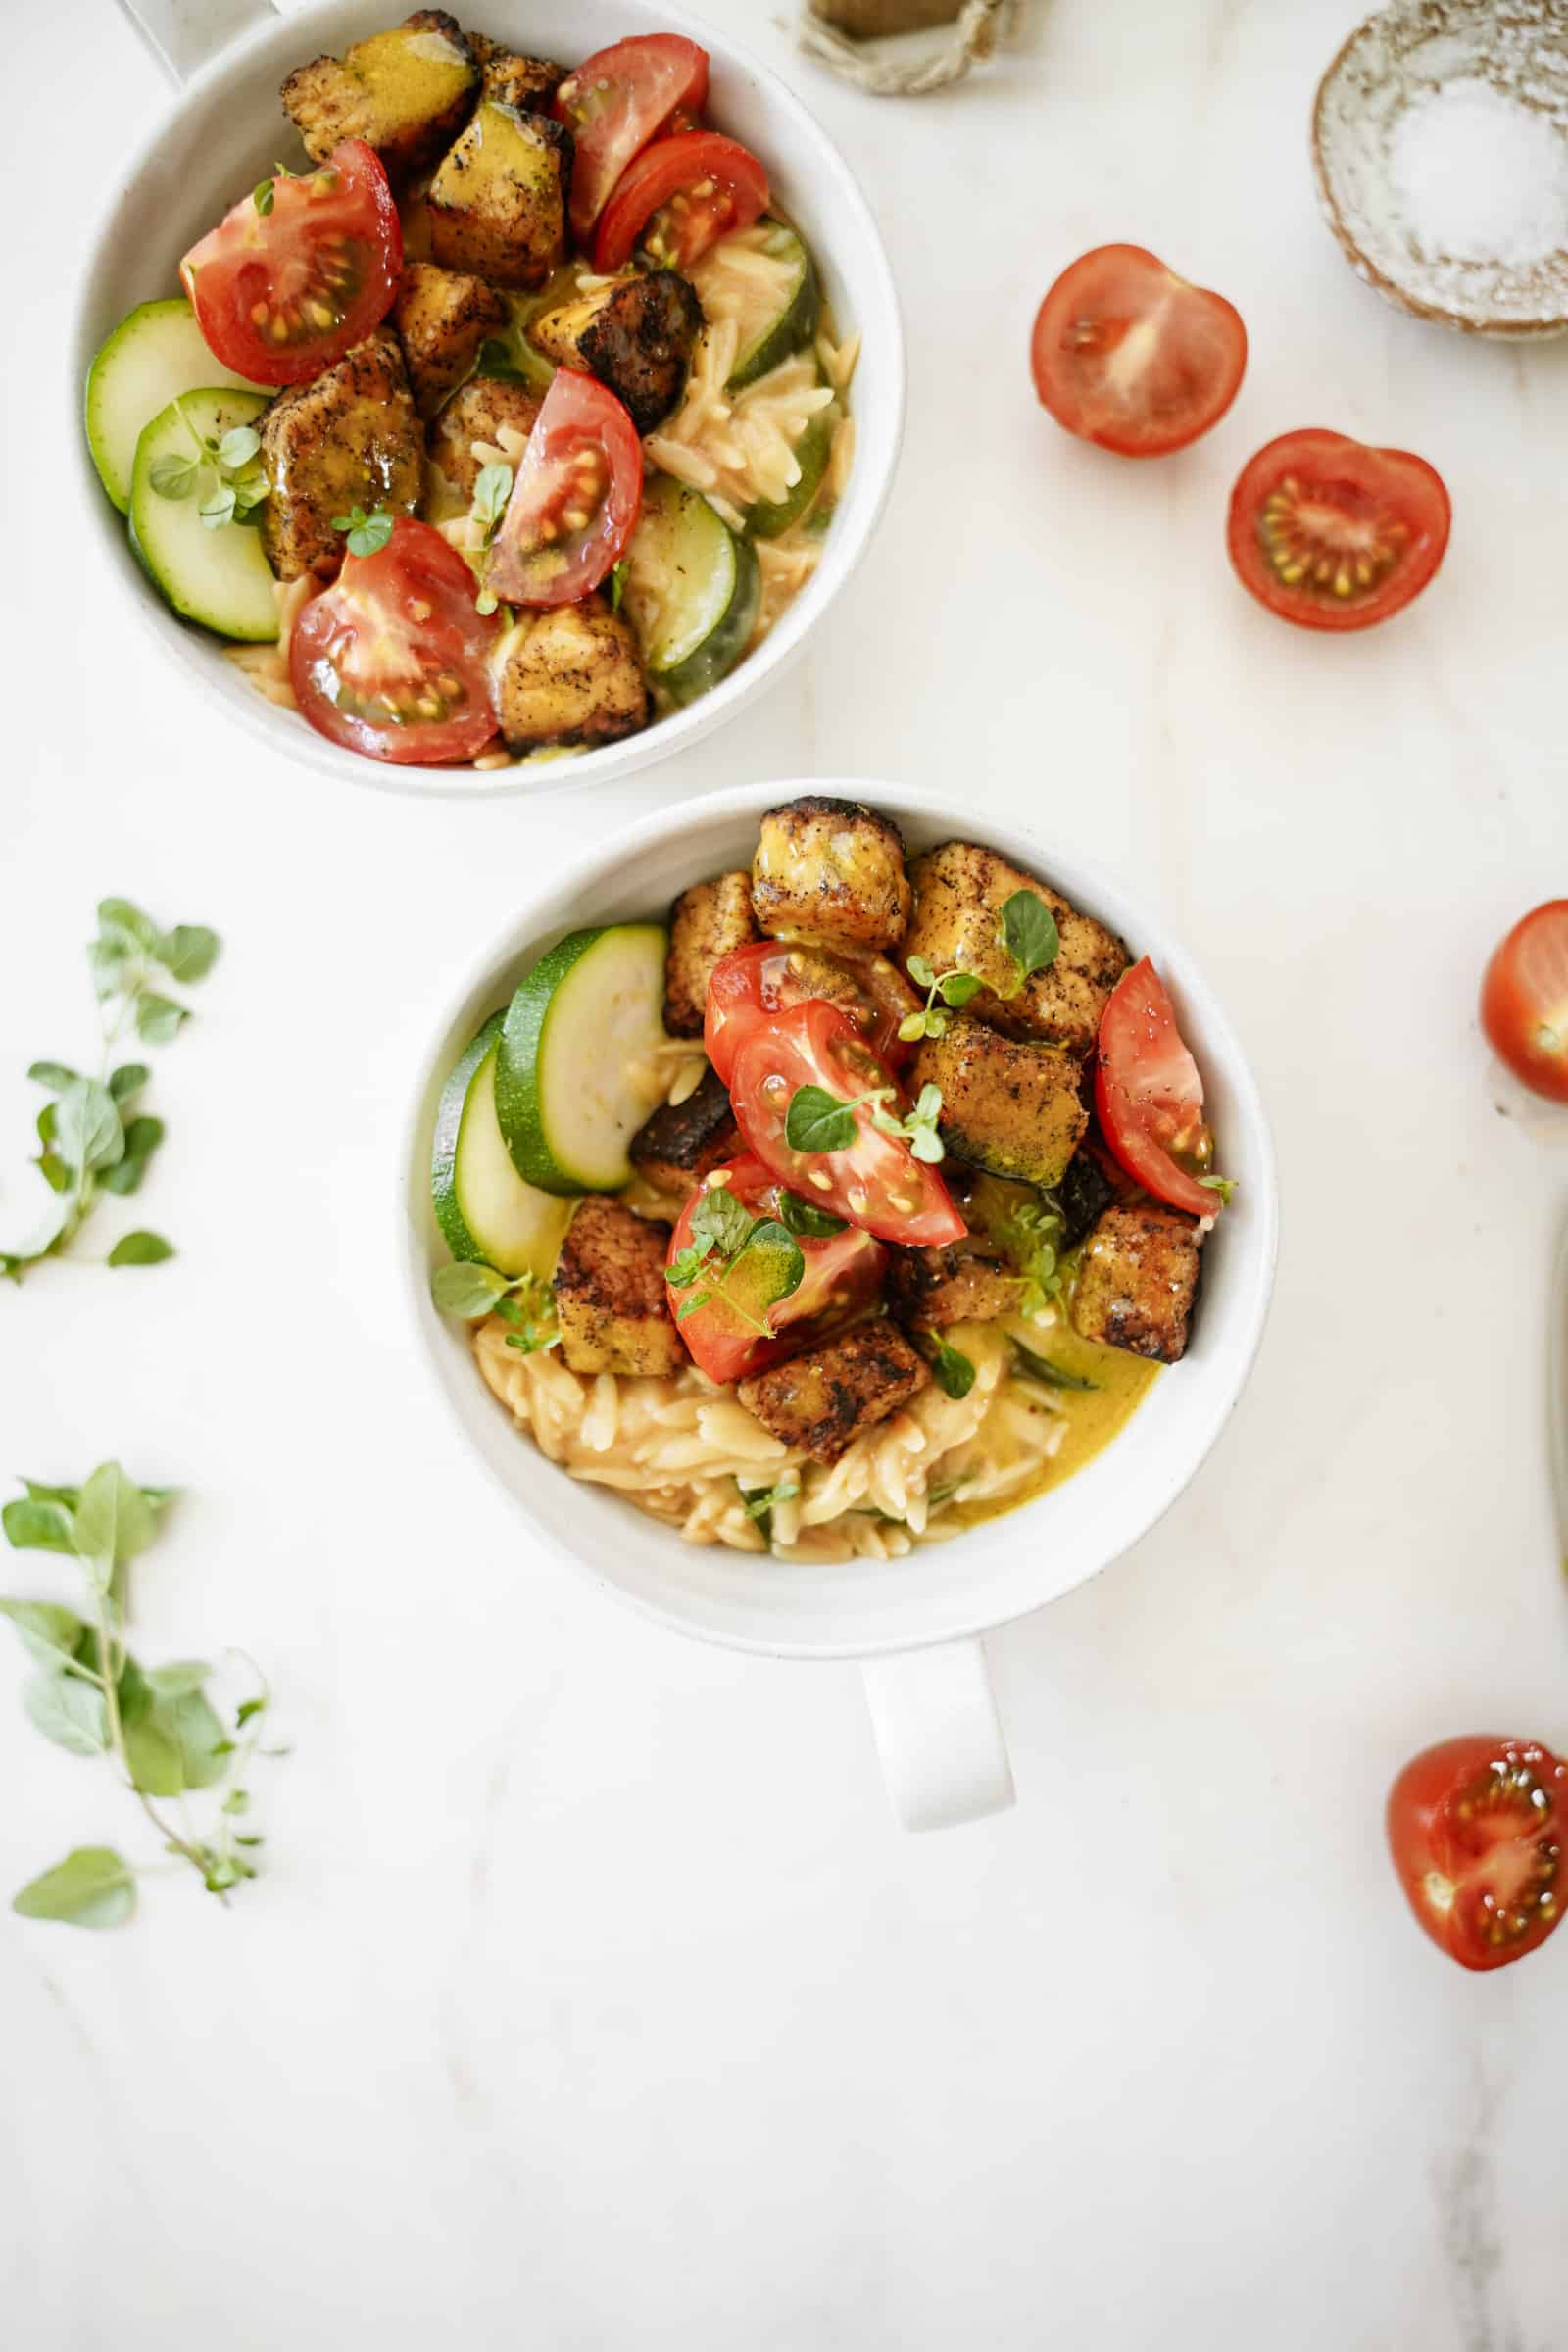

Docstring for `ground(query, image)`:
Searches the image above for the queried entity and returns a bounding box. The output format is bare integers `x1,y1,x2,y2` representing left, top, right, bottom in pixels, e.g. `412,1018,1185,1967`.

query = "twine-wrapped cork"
800,0,1014,94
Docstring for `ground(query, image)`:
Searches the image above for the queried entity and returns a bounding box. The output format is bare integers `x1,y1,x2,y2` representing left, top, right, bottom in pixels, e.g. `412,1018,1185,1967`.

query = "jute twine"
798,0,1015,95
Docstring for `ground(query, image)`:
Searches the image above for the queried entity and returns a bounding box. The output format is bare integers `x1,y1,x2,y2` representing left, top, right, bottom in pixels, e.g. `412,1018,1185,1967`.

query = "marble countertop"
5,0,1567,2343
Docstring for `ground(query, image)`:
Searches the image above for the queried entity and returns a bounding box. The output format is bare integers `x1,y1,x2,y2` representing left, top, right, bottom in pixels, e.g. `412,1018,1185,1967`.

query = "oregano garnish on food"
899,956,984,1043
467,463,514,614
998,889,1060,996
784,1080,946,1165
430,1260,559,1353
333,504,395,558
148,398,269,529
665,1182,805,1337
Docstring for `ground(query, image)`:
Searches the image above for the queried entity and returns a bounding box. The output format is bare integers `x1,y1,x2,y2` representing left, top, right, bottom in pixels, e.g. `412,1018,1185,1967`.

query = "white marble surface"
5,1,1568,2344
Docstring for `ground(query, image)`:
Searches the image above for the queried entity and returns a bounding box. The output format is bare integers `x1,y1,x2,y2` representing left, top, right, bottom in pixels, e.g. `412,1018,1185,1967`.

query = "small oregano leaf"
13,1847,136,1929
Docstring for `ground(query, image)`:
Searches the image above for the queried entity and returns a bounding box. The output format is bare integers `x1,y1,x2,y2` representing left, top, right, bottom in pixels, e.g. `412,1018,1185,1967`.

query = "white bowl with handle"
398,779,1281,1830
81,0,905,795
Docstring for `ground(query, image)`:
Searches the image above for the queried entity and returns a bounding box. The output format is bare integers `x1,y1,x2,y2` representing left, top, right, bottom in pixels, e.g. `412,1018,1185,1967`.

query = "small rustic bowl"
1313,0,1568,340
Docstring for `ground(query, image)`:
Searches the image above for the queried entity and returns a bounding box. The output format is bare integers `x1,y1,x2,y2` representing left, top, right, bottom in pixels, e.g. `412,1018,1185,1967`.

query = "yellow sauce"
945,1313,1161,1535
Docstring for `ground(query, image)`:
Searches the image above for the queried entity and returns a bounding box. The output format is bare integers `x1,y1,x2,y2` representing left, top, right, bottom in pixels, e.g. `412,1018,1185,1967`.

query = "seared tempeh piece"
470,38,564,112
393,261,508,416
752,797,912,954
664,872,758,1037
493,597,651,753
428,99,571,288
888,1241,1021,1332
281,11,478,184
911,1016,1088,1189
531,270,704,435
629,1069,740,1198
737,1324,929,1465
428,375,541,498
904,843,1129,1053
258,329,422,582
1070,1205,1201,1363
1055,1147,1115,1250
554,1198,686,1376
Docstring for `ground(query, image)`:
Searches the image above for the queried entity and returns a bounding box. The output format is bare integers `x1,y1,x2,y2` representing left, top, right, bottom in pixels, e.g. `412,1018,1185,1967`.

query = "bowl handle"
861,1638,1015,1831
114,0,281,86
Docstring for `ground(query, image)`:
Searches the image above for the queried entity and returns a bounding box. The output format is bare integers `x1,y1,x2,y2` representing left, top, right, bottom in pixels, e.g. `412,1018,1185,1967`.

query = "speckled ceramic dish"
1313,0,1568,339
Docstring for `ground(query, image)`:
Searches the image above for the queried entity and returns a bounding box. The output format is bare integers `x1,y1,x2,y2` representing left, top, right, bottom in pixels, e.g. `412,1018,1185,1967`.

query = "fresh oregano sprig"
431,1260,559,1353
899,956,983,1044
333,504,396,558
665,1183,805,1336
784,1079,947,1165
467,463,514,615
3,1467,282,1928
1,900,220,1281
998,889,1060,998
148,397,269,530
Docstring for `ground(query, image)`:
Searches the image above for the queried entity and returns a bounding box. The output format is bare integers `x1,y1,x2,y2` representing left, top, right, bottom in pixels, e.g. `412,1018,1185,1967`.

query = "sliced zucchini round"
84,298,270,515
495,925,670,1196
623,473,760,706
722,221,821,392
746,407,834,541
432,1014,575,1280
128,389,278,644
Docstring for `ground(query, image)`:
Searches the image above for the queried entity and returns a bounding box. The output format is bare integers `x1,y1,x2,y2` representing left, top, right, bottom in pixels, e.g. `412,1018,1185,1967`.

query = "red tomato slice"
665,1155,887,1385
1095,958,1225,1219
486,369,642,607
555,34,710,241
705,942,920,1088
1030,244,1247,458
593,131,770,274
180,140,401,387
1480,901,1568,1103
730,1003,965,1249
1388,1736,1566,1973
1226,428,1450,632
289,518,500,764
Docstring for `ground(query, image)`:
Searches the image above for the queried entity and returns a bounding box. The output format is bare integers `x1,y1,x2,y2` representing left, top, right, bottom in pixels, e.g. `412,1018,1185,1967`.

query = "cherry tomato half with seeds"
1095,958,1226,1220
289,518,500,764
1480,901,1568,1104
1226,428,1450,632
705,941,921,1088
594,130,770,274
555,33,710,241
730,1002,965,1249
1388,1736,1566,1973
180,140,402,387
486,369,642,607
1030,244,1247,458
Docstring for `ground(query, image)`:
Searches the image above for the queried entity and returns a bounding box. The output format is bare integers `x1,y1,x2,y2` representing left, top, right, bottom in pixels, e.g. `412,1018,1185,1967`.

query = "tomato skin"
180,140,402,387
1388,1736,1566,1973
730,1003,966,1249
1480,902,1568,1103
664,1155,886,1385
555,34,710,241
1095,958,1222,1219
486,369,642,607
593,131,769,273
289,518,500,764
705,942,920,1087
1226,428,1451,633
1030,245,1247,458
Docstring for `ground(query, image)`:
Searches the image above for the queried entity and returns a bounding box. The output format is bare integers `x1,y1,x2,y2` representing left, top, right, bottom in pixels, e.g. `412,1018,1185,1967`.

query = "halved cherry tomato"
665,1154,886,1386
1480,902,1568,1103
730,1003,965,1249
1029,245,1247,458
1226,429,1450,632
1095,958,1225,1219
555,34,710,241
180,140,401,387
1388,1736,1566,1973
594,131,769,274
487,370,642,607
289,518,500,764
705,942,920,1088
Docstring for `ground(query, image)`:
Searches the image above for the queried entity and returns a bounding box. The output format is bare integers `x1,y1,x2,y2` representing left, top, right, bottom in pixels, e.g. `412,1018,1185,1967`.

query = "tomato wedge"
1480,902,1568,1103
289,518,500,764
1388,1736,1566,1973
1095,959,1225,1218
594,131,769,274
555,34,710,241
665,1155,886,1386
180,140,401,387
1227,429,1450,632
486,370,642,607
1030,245,1247,458
730,1003,965,1249
705,941,920,1087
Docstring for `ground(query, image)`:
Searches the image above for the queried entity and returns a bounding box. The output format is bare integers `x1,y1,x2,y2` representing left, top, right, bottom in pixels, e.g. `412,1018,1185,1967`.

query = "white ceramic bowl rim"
397,780,1281,1662
72,0,906,796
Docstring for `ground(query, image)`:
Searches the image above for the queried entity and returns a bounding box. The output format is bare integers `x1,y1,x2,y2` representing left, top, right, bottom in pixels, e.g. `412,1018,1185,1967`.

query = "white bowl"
74,0,905,796
397,781,1280,1823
